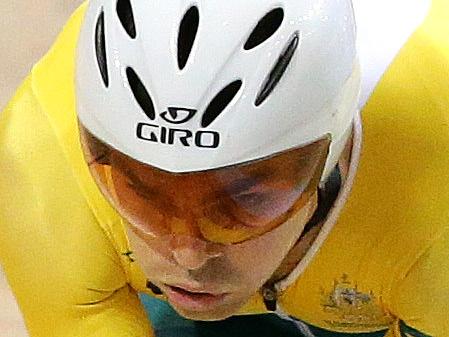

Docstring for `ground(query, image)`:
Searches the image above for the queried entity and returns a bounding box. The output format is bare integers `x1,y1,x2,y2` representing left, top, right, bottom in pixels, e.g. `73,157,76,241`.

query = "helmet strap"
260,164,342,311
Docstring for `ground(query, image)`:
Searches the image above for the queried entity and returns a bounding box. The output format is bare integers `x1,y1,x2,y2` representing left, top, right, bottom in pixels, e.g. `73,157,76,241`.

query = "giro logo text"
137,107,220,149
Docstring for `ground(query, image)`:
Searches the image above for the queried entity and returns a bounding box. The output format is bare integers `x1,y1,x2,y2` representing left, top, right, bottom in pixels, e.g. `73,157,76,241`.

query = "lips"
163,284,229,311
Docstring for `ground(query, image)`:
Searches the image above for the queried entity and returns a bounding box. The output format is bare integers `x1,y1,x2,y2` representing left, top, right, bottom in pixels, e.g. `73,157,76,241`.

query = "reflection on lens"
79,123,330,244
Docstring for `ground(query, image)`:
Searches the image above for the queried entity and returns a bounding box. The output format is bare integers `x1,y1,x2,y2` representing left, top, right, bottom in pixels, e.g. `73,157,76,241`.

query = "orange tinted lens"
198,139,329,243
80,124,330,244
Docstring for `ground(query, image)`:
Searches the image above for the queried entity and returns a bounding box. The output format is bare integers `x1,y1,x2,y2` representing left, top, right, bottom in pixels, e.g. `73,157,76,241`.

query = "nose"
169,235,222,270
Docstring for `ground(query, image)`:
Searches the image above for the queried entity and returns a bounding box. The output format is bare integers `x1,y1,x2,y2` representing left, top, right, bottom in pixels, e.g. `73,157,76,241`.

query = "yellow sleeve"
0,79,154,337
387,230,449,337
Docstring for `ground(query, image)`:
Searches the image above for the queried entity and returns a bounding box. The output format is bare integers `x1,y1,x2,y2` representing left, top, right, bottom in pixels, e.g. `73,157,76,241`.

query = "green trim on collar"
400,321,433,337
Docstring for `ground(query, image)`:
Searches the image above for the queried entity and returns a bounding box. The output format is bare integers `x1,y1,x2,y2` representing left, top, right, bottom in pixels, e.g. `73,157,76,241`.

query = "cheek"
126,229,161,267
126,228,183,278
221,236,289,292
222,203,313,289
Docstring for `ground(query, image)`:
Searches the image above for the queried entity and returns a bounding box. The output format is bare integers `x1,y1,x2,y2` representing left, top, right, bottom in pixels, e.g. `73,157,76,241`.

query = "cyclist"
0,1,447,336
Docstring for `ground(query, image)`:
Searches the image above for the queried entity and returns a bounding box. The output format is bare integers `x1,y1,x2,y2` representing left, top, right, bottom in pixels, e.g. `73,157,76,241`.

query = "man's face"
108,149,321,320
125,195,317,320
80,126,326,320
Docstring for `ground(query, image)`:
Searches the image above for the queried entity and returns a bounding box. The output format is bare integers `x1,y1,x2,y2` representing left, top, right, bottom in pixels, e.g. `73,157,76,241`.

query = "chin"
170,297,247,321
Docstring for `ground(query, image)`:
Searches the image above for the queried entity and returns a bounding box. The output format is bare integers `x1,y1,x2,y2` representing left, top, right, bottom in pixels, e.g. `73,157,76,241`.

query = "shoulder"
390,229,449,336
0,1,130,308
0,78,134,328
31,2,88,119
344,0,449,255
277,2,449,329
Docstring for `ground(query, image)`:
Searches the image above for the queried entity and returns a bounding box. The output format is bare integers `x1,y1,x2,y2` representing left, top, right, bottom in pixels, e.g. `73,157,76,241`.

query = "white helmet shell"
76,0,360,177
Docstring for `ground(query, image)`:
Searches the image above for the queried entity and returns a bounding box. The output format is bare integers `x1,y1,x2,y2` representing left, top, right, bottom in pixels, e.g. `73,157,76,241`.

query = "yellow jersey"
1,1,448,336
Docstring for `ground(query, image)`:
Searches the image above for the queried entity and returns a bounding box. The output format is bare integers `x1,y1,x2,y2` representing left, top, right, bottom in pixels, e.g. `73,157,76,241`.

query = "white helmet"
76,0,360,179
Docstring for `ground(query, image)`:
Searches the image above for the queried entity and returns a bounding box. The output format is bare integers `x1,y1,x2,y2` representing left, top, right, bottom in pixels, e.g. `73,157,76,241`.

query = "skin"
109,144,323,320
79,126,346,321
125,193,318,320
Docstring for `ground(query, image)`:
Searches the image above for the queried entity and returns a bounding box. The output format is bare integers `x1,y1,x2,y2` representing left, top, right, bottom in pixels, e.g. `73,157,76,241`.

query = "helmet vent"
126,67,156,120
255,32,299,106
117,0,137,39
201,80,243,128
95,11,109,88
244,8,284,50
178,6,200,70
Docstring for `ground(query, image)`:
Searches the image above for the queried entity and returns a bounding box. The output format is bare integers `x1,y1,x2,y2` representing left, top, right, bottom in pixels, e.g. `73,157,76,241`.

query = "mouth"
163,283,229,311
